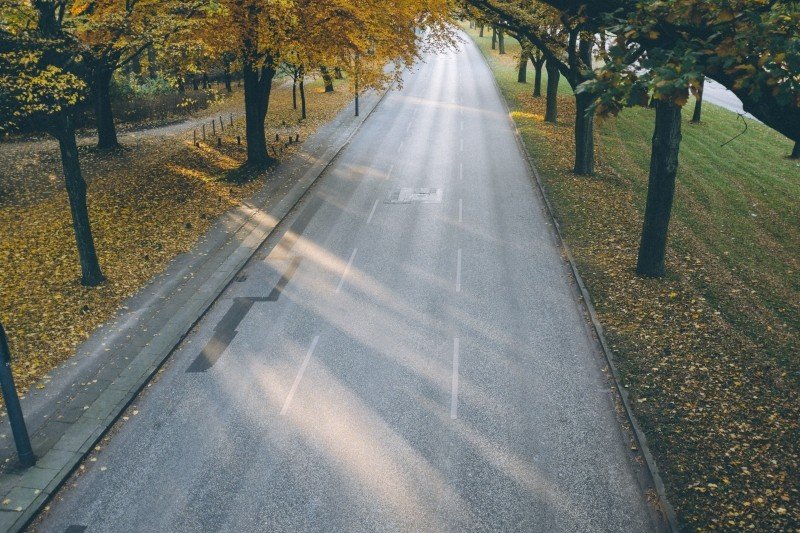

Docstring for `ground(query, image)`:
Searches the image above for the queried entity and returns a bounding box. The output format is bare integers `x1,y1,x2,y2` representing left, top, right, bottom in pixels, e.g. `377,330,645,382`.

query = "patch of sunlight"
193,142,241,170
511,110,544,121
167,163,216,183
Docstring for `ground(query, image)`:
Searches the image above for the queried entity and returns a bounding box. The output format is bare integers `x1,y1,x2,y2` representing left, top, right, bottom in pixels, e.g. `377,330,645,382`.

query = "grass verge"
463,23,799,531
0,77,353,393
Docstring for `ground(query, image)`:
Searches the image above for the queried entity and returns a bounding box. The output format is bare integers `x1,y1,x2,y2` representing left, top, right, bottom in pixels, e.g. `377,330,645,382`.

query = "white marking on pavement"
456,249,462,292
459,199,463,223
407,121,413,133
459,162,463,180
281,335,320,416
336,248,358,293
388,164,394,178
398,141,405,153
460,119,463,132
366,199,379,224
460,138,463,152
451,337,460,419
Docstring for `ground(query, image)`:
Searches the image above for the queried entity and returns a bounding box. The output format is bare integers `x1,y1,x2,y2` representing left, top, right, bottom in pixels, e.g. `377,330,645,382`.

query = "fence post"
0,324,35,467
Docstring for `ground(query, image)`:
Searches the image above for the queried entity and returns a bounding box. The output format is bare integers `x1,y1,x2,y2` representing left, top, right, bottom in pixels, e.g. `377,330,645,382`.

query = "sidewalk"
0,89,385,532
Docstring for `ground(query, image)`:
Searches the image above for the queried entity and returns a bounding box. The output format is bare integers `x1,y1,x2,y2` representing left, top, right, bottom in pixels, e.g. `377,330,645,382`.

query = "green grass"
462,22,799,531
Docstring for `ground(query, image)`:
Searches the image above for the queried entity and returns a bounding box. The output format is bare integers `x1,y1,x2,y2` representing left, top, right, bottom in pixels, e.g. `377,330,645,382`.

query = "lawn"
463,23,799,531
0,77,353,394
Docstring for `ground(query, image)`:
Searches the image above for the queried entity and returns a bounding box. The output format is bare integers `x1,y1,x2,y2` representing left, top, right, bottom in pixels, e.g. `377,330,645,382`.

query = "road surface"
37,36,654,532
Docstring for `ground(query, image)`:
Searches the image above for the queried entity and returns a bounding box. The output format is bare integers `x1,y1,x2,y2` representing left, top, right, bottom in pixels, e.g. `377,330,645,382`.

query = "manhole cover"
386,187,442,204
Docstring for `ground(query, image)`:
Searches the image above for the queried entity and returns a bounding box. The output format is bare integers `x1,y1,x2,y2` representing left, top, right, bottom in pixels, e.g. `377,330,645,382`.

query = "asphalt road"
37,36,654,532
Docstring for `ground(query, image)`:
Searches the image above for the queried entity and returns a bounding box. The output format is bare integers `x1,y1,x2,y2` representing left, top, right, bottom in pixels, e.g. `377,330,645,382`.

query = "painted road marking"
451,337,460,419
459,162,463,180
280,335,320,416
366,199,379,224
459,199,463,223
456,249,462,293
336,248,358,293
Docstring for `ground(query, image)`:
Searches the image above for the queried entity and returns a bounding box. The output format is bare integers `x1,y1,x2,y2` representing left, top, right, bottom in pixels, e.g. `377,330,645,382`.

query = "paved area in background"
37,37,655,532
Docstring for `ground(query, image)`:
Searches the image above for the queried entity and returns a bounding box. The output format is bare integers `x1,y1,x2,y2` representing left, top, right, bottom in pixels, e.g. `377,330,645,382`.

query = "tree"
582,0,799,276
690,76,704,124
1,1,104,286
531,47,545,96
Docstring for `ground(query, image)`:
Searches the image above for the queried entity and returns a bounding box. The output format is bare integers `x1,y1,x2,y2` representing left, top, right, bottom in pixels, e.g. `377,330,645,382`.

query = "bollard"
202,124,206,141
295,134,299,143
220,116,224,132
230,114,234,127
237,136,241,145
217,137,222,147
212,120,216,136
0,324,35,467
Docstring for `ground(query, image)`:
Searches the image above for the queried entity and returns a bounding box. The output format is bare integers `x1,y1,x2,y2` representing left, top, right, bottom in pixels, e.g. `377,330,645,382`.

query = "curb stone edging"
0,89,389,533
469,32,680,533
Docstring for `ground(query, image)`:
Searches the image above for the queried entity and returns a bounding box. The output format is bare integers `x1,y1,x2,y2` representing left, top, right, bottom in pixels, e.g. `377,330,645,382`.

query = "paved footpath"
29,37,661,532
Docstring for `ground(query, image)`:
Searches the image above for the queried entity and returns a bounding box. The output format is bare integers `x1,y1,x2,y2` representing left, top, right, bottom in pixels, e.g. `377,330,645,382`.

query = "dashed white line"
458,199,463,223
336,248,358,293
281,335,320,416
456,249,462,293
459,162,463,180
451,337,460,419
460,138,463,152
366,199,379,224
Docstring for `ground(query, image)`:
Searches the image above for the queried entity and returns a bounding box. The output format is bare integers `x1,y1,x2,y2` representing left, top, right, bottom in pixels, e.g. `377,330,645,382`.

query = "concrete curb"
470,33,679,533
0,89,389,533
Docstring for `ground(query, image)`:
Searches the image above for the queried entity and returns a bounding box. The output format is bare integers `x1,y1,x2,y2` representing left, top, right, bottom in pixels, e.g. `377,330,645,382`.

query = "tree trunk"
479,24,484,37
691,76,704,123
177,76,185,93
573,91,595,174
147,47,157,79
320,67,334,92
636,101,683,278
292,75,297,110
491,27,497,50
299,70,307,120
243,58,277,168
51,114,105,286
202,72,209,90
334,67,343,79
92,64,119,151
790,140,799,159
224,69,232,93
191,75,200,91
533,59,544,97
517,54,528,83
545,60,559,123
498,30,505,54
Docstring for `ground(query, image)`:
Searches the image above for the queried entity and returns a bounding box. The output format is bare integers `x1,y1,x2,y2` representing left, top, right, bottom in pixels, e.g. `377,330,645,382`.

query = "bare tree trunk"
320,66,334,92
243,58,277,168
691,76,704,123
52,113,105,286
92,63,119,150
517,54,528,83
292,73,298,110
573,91,595,174
299,68,307,120
498,30,505,54
479,23,484,37
491,27,497,49
637,101,683,278
545,60,559,122
790,140,799,159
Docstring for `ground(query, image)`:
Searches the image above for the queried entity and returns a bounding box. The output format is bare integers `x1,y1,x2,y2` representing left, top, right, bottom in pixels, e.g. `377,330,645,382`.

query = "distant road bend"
39,35,656,532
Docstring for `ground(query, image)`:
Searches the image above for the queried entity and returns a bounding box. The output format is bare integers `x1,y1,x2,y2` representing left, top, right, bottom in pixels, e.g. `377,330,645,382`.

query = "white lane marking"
366,199,379,224
458,199,463,223
336,248,358,293
451,337,460,419
281,335,320,416
460,119,463,132
456,249,462,292
460,138,463,152
459,162,463,180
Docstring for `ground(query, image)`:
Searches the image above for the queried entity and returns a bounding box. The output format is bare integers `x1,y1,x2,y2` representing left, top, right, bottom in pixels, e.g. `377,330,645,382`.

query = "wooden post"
220,116,224,132
212,120,216,136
